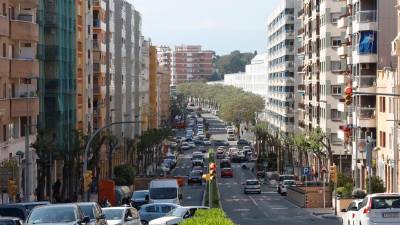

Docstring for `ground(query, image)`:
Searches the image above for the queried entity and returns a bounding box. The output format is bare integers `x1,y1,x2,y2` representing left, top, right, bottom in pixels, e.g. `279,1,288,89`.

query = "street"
205,113,341,225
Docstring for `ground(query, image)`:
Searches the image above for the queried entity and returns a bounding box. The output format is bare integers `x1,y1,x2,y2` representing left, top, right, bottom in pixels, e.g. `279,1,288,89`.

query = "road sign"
321,166,328,173
302,167,311,176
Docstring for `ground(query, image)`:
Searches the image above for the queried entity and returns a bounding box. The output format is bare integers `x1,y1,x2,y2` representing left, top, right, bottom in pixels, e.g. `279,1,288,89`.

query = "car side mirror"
341,209,347,212
82,216,90,223
99,214,106,220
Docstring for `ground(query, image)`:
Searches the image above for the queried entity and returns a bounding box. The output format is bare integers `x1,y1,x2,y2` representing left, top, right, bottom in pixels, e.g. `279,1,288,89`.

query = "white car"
341,199,362,225
102,207,142,225
243,180,261,194
188,142,196,148
279,180,296,195
149,206,208,225
354,193,400,225
242,146,251,151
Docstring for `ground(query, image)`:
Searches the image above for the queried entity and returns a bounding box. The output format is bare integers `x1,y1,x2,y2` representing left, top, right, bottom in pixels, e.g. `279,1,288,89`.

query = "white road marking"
248,196,259,206
233,208,250,212
261,191,277,194
186,196,192,199
271,207,289,210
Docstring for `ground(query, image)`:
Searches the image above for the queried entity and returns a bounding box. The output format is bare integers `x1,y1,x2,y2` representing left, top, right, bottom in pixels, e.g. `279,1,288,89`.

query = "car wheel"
141,220,148,225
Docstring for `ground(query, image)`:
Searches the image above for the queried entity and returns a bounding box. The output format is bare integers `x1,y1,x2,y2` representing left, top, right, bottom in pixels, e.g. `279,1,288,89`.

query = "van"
149,179,181,204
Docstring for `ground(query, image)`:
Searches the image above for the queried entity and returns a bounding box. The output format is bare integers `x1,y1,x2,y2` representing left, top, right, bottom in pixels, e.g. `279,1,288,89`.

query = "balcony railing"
355,75,376,88
357,107,376,120
355,10,377,23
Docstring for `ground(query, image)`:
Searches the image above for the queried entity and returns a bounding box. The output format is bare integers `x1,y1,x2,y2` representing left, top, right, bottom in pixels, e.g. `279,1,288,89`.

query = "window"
145,206,157,213
2,43,5,57
331,61,341,71
331,13,341,24
380,131,386,148
2,3,6,16
331,37,341,47
380,97,386,113
331,109,341,121
331,85,342,95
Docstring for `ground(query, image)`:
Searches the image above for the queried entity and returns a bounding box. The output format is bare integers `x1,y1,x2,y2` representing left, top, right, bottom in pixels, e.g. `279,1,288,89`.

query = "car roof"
102,207,131,210
0,217,21,221
134,190,149,193
76,202,98,206
33,204,78,209
142,203,179,207
368,193,400,197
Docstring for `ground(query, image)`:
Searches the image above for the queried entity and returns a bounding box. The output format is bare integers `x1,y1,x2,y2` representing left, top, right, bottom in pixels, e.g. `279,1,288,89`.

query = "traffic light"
7,179,17,197
83,170,93,192
329,164,337,183
209,163,217,181
344,86,353,106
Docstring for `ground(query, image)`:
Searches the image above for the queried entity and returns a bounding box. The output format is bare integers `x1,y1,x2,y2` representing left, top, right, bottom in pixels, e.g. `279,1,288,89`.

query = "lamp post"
82,121,142,201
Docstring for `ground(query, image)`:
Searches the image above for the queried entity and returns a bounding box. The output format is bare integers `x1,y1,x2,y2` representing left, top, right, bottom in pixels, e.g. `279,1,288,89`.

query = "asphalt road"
204,113,341,225
170,128,205,207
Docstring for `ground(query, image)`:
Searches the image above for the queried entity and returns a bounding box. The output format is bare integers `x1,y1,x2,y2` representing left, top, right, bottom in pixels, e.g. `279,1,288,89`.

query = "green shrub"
114,165,135,186
179,208,235,225
366,176,386,194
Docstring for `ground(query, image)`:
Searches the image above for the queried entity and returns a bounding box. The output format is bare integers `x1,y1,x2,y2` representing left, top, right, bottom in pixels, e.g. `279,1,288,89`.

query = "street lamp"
82,121,142,201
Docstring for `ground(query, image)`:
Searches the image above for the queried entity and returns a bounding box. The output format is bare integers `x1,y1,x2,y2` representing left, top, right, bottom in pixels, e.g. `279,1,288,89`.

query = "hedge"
179,208,235,225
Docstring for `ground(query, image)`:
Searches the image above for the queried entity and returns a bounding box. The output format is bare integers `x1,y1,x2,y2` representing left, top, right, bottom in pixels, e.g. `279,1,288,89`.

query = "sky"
130,0,280,55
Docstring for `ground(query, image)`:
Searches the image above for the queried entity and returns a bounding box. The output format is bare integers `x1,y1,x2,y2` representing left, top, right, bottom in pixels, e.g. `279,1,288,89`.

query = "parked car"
188,170,203,184
0,217,23,225
102,207,141,225
279,180,296,195
148,206,209,225
220,167,233,178
216,149,225,159
243,180,261,194
354,193,400,225
139,203,179,225
130,190,149,209
0,205,30,221
76,202,108,225
26,204,90,225
237,139,250,146
341,199,363,225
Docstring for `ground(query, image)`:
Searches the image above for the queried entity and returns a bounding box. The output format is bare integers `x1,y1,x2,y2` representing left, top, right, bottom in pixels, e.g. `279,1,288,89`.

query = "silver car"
139,203,179,225
243,180,261,194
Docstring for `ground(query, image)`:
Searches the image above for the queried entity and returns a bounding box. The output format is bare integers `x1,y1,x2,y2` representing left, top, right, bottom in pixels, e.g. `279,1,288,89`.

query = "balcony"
353,75,376,93
357,107,376,128
352,50,377,64
10,20,38,42
353,10,377,33
0,99,10,119
0,16,9,36
392,34,400,56
10,59,39,78
10,97,39,118
337,16,348,29
0,58,10,77
338,45,349,57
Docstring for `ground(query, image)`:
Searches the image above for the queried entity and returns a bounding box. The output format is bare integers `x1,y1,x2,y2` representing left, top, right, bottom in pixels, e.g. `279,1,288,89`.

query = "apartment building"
92,0,107,130
266,0,297,135
297,0,350,172
157,45,172,69
140,38,150,133
157,66,171,126
149,46,158,129
76,0,93,133
338,0,397,188
171,45,214,85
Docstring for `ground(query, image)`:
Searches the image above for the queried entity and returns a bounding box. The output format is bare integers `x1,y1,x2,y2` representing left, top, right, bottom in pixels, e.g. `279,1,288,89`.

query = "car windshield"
133,191,148,199
78,205,95,219
166,207,187,217
103,208,123,220
0,208,26,220
150,188,177,200
192,155,203,160
279,176,294,181
28,206,77,224
371,196,400,209
284,181,295,185
190,171,201,176
246,181,259,185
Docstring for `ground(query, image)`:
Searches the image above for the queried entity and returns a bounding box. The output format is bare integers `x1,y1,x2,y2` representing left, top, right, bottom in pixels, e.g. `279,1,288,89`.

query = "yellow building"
157,66,171,126
149,46,158,129
376,69,399,193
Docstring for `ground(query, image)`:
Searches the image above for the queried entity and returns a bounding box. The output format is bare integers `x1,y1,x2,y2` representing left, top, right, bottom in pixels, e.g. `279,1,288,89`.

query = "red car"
221,167,233,178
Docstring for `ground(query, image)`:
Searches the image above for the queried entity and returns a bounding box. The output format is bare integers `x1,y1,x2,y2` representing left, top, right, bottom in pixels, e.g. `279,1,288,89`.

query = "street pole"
323,172,325,208
209,180,212,208
83,121,142,201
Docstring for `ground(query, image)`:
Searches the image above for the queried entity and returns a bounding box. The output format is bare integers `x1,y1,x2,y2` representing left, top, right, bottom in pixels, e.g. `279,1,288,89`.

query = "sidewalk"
305,208,344,221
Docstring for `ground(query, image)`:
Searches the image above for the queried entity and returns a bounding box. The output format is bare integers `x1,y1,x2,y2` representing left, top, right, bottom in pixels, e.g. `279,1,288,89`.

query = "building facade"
338,0,397,189
171,45,214,85
266,0,297,135
157,66,171,126
297,0,350,172
157,45,172,69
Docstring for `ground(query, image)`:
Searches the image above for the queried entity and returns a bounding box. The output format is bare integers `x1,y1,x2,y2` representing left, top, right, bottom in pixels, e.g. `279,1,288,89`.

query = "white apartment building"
266,0,297,135
297,0,349,171
223,54,269,118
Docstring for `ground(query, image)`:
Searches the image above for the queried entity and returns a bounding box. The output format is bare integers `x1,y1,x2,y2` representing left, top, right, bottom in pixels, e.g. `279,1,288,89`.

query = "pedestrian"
52,179,61,203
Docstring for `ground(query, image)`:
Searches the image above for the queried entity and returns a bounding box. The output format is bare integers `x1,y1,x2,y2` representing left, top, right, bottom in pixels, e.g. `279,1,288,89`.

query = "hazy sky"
130,0,280,55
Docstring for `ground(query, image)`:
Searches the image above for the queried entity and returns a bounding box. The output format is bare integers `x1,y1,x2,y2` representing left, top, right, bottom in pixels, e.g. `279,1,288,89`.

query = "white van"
149,179,181,204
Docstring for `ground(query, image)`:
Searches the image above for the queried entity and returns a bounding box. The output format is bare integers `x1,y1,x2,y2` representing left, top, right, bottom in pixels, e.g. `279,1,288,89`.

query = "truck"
149,179,182,204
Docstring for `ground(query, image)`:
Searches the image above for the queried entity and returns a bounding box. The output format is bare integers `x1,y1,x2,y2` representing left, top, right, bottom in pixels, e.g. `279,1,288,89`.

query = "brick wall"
287,186,332,208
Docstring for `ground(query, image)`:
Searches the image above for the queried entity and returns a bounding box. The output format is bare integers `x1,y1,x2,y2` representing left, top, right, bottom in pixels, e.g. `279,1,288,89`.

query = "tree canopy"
212,50,256,80
177,83,265,124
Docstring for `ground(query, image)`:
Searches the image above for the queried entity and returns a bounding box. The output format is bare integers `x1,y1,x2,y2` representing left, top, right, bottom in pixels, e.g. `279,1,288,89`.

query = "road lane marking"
233,209,250,212
248,196,259,206
271,207,289,210
261,191,277,194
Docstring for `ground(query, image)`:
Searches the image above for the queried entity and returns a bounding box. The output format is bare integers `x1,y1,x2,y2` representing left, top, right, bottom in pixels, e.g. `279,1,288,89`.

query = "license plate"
383,212,399,218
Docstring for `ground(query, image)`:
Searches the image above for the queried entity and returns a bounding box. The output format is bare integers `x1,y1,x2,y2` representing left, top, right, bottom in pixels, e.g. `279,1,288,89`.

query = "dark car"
76,202,107,225
26,204,90,225
237,139,251,146
0,205,29,221
192,166,204,175
198,146,207,153
0,217,24,225
16,202,51,215
130,190,149,209
188,170,203,184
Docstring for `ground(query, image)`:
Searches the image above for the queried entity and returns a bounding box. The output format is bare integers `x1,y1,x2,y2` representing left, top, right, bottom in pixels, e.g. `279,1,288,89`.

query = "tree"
367,176,386,194
114,165,135,186
214,51,256,79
